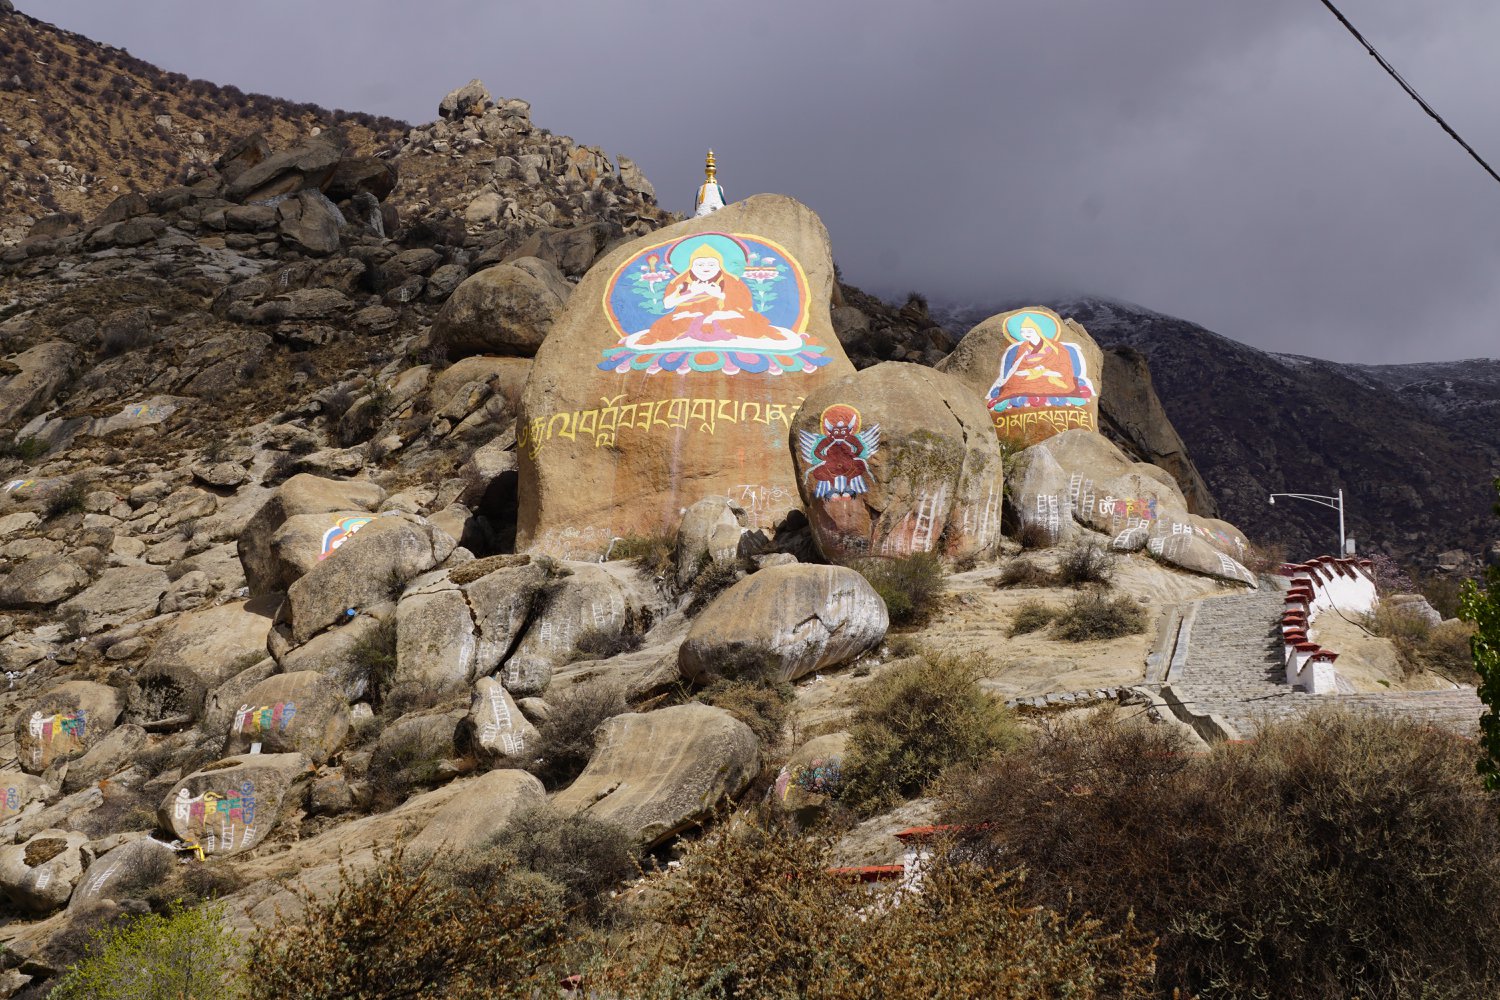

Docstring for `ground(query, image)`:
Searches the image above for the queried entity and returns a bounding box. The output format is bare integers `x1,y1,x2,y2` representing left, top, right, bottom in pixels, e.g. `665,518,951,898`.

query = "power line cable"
1316,0,1500,186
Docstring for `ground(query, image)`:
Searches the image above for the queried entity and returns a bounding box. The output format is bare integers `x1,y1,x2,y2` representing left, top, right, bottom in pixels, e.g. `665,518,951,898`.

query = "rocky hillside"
0,6,407,243
936,297,1500,571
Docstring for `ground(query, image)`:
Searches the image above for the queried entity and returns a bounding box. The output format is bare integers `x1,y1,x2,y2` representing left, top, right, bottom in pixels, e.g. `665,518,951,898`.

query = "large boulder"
517,194,857,559
1011,429,1256,586
224,671,350,764
430,258,572,359
159,753,310,857
139,597,278,718
937,306,1102,448
408,769,546,853
0,341,79,426
68,836,177,910
499,561,664,696
14,681,123,775
57,565,170,631
0,830,89,914
286,512,455,643
679,564,888,684
789,362,1004,563
277,190,344,255
60,724,147,793
238,474,386,596
551,704,758,849
0,555,89,609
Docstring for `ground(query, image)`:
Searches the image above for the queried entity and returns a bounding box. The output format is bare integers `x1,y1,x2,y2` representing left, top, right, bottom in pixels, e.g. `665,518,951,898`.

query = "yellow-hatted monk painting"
986,309,1095,413
600,232,830,376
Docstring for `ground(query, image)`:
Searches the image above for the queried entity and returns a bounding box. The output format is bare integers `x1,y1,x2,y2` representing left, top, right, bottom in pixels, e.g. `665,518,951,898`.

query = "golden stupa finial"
704,149,717,183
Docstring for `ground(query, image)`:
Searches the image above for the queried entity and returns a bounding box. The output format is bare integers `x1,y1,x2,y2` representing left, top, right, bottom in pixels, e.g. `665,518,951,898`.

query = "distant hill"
0,7,407,240
934,297,1500,570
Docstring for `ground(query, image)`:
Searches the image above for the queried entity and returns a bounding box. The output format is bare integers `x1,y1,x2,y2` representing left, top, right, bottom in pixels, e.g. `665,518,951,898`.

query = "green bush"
49,901,244,1000
593,822,1155,999
249,846,566,999
853,552,946,629
944,709,1500,999
1050,592,1148,642
838,651,1021,814
1007,600,1057,637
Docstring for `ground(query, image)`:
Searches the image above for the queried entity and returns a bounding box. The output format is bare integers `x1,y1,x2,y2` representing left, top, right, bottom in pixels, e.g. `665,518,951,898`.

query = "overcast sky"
26,0,1500,363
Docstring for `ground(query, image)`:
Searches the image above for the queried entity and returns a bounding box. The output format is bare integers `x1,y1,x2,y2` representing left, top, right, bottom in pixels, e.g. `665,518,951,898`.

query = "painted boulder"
286,511,456,643
1011,429,1256,586
14,681,122,775
467,677,539,762
0,830,89,914
937,306,1102,448
770,732,849,826
679,564,888,684
517,194,857,559
790,362,1004,563
223,671,350,764
551,704,758,850
159,753,310,858
238,474,386,595
0,774,53,829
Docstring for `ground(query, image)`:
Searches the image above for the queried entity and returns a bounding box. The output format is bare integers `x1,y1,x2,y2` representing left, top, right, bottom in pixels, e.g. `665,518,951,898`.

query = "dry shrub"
1050,591,1148,642
530,682,626,788
610,532,676,580
436,805,637,925
249,846,565,999
853,551,945,629
686,558,743,615
993,557,1056,589
1015,520,1056,550
944,710,1500,999
1367,602,1476,680
700,678,793,749
1242,539,1288,576
1007,599,1056,637
1057,539,1114,587
838,651,1021,814
592,823,1155,999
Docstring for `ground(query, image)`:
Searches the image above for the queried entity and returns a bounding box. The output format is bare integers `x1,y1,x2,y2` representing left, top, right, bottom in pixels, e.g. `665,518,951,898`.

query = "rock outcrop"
789,362,1004,563
517,195,857,558
159,752,310,857
1011,429,1256,586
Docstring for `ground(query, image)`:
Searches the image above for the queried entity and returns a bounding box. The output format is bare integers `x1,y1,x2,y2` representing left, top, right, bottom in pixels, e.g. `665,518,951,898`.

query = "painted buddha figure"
989,312,1092,407
636,241,778,345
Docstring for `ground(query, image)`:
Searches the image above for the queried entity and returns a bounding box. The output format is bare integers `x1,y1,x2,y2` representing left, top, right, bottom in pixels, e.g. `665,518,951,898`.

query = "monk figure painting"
987,310,1095,413
600,232,831,376
799,404,880,499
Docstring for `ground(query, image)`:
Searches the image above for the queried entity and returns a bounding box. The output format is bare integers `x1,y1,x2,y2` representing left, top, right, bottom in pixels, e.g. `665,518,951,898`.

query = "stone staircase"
1162,579,1483,740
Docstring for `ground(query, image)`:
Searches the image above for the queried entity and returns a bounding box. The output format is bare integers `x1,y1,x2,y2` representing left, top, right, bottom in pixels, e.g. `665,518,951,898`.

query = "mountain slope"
0,6,407,241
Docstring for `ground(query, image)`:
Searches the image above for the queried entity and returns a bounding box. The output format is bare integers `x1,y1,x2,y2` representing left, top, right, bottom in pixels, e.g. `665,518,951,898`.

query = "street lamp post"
1267,488,1346,555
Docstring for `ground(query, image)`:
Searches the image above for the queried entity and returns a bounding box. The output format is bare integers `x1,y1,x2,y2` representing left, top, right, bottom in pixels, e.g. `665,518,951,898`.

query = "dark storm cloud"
30,0,1500,362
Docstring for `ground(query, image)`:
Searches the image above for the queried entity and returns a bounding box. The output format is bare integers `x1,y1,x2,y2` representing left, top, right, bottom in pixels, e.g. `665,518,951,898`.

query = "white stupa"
694,149,726,217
